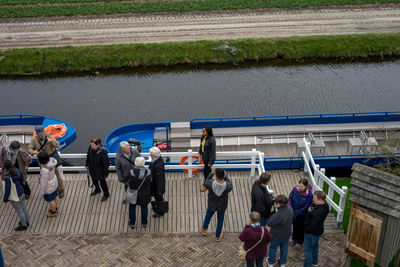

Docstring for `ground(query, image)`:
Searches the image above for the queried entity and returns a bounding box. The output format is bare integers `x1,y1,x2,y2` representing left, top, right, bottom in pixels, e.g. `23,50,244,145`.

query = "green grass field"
1,33,400,75
1,0,400,18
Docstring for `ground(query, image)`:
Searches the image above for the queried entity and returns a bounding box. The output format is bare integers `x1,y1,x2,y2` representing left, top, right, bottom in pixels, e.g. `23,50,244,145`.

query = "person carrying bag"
239,211,272,267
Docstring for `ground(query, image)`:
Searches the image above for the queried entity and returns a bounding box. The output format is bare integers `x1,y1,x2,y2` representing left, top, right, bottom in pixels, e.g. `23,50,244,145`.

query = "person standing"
199,126,216,191
267,195,293,267
124,157,152,229
289,178,313,248
149,147,166,217
85,137,110,201
115,141,141,204
251,173,273,226
38,151,59,217
303,191,330,267
239,211,272,267
200,168,232,241
1,141,32,199
28,126,65,198
2,160,30,231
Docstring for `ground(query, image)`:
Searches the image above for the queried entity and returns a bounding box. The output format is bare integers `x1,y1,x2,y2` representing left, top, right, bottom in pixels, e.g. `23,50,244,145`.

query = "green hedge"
1,33,400,75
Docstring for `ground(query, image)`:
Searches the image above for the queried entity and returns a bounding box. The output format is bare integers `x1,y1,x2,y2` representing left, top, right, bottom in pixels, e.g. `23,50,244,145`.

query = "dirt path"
1,6,400,49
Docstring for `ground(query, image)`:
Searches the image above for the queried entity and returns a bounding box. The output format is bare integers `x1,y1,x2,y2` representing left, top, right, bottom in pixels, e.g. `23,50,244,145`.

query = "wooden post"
337,186,348,227
250,148,256,177
188,149,192,178
328,176,336,212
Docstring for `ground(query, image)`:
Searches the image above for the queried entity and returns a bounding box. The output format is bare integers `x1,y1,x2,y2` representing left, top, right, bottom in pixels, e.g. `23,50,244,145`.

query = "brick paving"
0,231,345,266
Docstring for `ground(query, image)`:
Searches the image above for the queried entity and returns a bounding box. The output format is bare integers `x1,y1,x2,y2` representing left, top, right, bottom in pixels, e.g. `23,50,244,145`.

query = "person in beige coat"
28,126,65,198
1,141,32,199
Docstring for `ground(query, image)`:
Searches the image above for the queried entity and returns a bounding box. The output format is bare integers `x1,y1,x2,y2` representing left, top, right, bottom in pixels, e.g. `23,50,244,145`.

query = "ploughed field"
1,0,400,19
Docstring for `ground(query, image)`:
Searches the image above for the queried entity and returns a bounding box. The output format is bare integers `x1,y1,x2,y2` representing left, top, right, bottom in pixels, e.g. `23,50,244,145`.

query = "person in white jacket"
38,151,59,217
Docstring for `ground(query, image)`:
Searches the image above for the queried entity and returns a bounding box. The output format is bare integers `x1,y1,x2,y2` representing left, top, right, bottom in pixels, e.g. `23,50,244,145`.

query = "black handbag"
151,200,169,214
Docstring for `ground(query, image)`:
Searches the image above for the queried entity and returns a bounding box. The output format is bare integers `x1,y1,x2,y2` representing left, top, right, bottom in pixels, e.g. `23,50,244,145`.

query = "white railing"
301,138,348,227
28,149,271,193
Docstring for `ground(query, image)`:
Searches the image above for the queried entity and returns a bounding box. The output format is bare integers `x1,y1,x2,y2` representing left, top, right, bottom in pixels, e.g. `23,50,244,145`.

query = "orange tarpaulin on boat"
33,124,67,139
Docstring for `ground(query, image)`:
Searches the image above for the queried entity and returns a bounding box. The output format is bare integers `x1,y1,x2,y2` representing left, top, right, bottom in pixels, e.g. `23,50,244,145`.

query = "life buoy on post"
180,156,203,173
33,124,67,139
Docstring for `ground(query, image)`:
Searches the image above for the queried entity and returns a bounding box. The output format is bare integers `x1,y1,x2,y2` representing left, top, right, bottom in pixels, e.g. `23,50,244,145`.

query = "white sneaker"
266,257,274,267
280,265,285,267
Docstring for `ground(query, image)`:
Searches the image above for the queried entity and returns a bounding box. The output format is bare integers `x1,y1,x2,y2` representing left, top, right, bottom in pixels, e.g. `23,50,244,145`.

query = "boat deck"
0,171,342,235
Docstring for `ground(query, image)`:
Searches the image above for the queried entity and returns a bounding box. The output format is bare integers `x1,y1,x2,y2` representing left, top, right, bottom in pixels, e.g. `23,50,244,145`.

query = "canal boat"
105,111,400,169
0,114,76,151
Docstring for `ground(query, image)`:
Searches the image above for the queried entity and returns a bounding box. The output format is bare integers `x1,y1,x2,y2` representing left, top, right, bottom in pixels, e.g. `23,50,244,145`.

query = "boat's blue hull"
0,114,77,151
105,111,400,169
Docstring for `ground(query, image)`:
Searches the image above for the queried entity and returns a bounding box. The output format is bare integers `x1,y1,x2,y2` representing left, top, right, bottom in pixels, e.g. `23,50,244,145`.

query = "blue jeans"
303,233,320,267
129,203,148,226
267,238,289,265
246,257,264,267
0,246,4,267
260,217,269,227
202,207,225,238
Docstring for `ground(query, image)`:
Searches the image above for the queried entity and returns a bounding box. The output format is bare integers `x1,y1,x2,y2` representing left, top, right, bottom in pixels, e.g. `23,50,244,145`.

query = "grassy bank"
1,33,400,75
1,0,400,18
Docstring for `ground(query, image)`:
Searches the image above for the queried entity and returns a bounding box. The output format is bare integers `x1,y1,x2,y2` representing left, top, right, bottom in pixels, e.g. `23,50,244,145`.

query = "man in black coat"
85,137,110,201
149,147,166,217
251,172,273,226
303,190,330,267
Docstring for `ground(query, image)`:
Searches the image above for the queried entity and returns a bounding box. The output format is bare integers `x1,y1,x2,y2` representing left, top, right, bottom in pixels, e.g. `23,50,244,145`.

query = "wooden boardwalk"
0,170,316,235
0,170,346,266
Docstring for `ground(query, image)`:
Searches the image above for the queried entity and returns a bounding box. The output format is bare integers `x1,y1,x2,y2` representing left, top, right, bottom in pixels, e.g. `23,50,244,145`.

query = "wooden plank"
355,209,383,228
348,243,375,263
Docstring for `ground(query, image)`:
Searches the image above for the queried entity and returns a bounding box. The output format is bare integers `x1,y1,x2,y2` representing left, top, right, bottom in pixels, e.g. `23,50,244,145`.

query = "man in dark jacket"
267,195,293,267
200,168,232,242
149,147,166,217
251,172,273,226
115,141,141,204
124,157,152,229
85,137,110,201
303,191,330,267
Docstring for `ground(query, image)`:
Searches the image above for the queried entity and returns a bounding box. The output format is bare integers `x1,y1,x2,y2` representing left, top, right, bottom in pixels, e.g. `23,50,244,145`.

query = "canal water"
1,60,400,153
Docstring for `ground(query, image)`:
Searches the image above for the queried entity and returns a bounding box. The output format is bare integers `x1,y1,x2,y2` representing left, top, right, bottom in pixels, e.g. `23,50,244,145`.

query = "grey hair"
150,147,161,157
135,157,145,167
119,141,130,149
250,211,261,223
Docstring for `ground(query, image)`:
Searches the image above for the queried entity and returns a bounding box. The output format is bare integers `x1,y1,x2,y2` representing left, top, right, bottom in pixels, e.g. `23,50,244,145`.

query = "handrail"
191,111,400,123
301,138,348,228
28,149,267,179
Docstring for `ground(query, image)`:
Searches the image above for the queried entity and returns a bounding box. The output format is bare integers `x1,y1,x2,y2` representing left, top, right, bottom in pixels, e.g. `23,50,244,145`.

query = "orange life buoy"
33,124,67,139
180,156,203,173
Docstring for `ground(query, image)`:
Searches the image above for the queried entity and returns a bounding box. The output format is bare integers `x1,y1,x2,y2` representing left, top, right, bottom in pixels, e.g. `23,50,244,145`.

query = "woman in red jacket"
239,211,272,267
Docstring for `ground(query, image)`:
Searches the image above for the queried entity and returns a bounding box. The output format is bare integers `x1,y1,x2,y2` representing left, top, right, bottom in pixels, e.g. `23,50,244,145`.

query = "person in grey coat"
200,168,232,242
115,141,141,204
266,195,293,267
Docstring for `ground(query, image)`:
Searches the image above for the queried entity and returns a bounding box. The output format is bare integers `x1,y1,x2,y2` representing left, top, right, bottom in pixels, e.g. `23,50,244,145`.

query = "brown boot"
46,209,58,217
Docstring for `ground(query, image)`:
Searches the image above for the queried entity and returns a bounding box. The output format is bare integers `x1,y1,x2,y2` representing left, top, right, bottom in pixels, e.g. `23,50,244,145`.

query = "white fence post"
337,186,348,228
188,149,193,178
250,148,256,177
319,168,326,190
328,176,336,211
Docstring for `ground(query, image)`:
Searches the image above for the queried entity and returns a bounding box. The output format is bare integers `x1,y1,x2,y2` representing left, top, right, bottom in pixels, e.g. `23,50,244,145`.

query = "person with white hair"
149,147,166,217
123,156,152,229
115,141,141,204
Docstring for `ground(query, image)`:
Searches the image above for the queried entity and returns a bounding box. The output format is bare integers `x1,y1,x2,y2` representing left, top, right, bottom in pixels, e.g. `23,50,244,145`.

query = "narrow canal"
1,60,400,153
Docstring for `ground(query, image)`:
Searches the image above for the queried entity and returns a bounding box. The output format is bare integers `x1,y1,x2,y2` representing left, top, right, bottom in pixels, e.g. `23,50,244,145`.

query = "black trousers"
92,177,110,197
23,182,31,196
203,161,211,183
154,194,164,202
292,215,306,244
